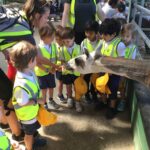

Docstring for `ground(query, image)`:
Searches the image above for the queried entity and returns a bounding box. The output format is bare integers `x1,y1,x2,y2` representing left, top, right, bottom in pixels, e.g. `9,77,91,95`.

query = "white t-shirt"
102,3,117,18
113,12,126,19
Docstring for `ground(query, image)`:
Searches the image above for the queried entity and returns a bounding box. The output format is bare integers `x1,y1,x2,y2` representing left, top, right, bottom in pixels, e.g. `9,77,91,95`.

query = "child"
35,23,59,110
117,23,137,111
81,20,100,104
55,25,66,103
113,1,126,19
10,41,47,150
60,27,82,112
99,18,126,119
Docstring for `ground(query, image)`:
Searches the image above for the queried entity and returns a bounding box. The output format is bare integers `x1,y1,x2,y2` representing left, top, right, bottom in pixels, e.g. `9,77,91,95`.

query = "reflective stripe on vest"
0,41,17,51
101,38,121,57
62,44,80,76
67,0,97,28
13,78,40,121
0,129,12,150
0,24,31,37
34,43,57,76
125,45,136,59
83,39,101,53
56,43,62,65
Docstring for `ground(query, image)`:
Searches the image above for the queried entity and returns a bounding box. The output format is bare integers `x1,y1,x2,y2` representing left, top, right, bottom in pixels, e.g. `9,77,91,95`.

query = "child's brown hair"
121,23,137,41
39,22,55,39
10,41,37,71
55,25,64,38
61,27,75,39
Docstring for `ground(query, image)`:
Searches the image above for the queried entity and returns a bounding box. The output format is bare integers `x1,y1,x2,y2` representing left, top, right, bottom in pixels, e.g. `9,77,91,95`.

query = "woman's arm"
61,3,70,27
96,3,105,21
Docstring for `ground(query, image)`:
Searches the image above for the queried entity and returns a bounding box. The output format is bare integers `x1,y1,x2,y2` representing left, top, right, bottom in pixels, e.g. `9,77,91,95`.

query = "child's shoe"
67,98,74,108
84,94,92,104
117,100,126,111
57,94,67,103
44,103,49,110
75,101,82,113
105,107,117,120
49,99,60,109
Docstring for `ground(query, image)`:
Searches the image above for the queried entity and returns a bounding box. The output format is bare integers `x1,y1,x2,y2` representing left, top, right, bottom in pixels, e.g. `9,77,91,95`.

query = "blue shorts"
62,74,78,85
56,71,64,81
21,121,40,135
108,74,120,100
38,73,56,89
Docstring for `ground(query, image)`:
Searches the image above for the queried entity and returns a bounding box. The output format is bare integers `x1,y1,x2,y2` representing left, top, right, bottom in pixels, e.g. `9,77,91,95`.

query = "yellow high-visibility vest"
0,128,12,150
125,45,136,59
82,38,101,53
34,43,57,76
101,38,121,57
67,0,98,28
62,44,80,76
13,75,41,121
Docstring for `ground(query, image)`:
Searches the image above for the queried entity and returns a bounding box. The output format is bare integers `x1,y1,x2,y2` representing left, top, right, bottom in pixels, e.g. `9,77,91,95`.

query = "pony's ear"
75,57,85,68
84,48,90,59
94,44,102,60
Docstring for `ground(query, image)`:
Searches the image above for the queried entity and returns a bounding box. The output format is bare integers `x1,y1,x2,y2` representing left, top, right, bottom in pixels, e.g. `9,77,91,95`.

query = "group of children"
32,18,137,118
0,17,138,149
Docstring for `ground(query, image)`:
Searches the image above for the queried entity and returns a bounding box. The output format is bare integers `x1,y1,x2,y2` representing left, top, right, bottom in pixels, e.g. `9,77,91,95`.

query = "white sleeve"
14,88,30,106
117,42,126,57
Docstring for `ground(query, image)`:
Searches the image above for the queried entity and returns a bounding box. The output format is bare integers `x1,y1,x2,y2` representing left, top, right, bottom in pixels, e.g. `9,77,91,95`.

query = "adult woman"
0,0,55,142
61,0,105,44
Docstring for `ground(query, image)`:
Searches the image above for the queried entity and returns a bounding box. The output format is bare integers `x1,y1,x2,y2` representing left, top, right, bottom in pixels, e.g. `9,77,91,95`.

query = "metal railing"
127,0,150,54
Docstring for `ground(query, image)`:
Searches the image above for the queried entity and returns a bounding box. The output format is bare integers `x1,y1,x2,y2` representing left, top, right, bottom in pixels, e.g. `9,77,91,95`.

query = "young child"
99,18,126,119
117,23,137,111
81,20,100,104
113,1,126,19
10,41,47,150
60,27,82,112
55,25,66,103
35,23,59,110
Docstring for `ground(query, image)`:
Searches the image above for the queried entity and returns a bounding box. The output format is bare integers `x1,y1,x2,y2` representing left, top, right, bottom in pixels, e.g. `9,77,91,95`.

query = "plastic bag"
96,73,111,94
37,105,57,126
74,76,87,100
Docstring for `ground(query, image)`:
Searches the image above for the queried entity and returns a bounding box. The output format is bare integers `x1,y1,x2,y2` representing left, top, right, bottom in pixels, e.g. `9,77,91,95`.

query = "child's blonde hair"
121,23,137,42
39,22,55,39
10,41,37,71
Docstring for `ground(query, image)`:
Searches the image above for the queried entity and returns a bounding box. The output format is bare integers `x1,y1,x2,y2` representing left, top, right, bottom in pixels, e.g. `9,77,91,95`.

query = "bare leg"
24,134,34,150
2,100,21,136
0,100,7,124
41,89,47,103
48,88,54,99
58,80,63,96
66,84,72,98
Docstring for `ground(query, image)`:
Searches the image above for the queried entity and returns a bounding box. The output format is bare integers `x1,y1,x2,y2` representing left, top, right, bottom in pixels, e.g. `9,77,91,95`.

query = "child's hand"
57,65,63,71
61,65,66,72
